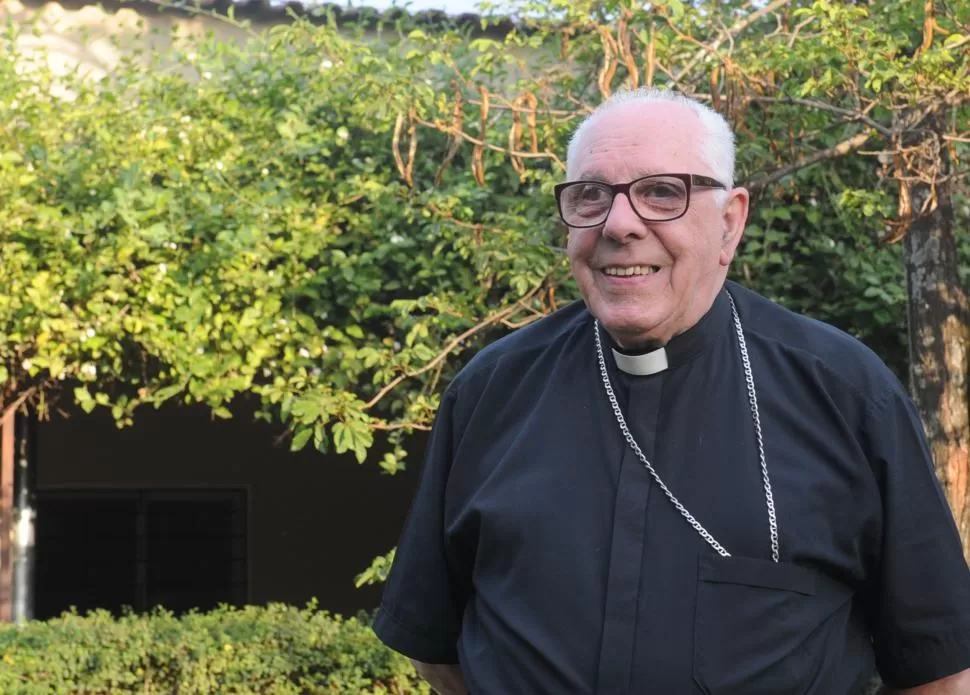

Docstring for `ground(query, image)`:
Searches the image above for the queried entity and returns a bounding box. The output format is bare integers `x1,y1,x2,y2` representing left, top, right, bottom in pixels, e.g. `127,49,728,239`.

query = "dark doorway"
35,488,247,619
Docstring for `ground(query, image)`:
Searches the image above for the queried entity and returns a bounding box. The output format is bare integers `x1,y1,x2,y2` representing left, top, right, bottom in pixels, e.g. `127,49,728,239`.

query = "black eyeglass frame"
553,173,728,228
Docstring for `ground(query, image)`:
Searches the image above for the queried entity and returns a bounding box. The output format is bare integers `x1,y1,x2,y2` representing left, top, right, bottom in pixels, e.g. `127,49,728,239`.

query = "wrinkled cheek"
667,259,688,288
566,262,593,302
581,273,603,307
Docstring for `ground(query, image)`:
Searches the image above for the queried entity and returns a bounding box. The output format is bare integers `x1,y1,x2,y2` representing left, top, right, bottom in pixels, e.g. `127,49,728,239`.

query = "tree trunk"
11,410,36,623
0,407,14,621
0,406,37,622
900,111,970,561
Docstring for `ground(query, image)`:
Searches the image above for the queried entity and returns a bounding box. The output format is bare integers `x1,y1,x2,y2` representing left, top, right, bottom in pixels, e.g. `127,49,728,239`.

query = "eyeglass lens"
560,176,688,225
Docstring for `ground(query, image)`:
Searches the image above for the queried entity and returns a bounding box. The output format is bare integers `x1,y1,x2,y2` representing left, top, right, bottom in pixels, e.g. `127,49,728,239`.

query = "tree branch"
364,284,546,411
466,99,576,118
1,388,37,424
746,96,894,137
746,130,874,193
787,15,817,48
676,0,794,80
412,114,565,170
662,17,747,86
921,0,935,54
369,422,432,432
147,0,262,39
944,35,970,51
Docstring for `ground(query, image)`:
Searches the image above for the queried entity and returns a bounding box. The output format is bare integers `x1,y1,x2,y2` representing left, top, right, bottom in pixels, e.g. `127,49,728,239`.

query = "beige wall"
1,0,265,82
3,0,523,85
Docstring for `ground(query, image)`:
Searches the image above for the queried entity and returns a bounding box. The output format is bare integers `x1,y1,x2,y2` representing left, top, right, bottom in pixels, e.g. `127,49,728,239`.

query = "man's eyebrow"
576,169,663,182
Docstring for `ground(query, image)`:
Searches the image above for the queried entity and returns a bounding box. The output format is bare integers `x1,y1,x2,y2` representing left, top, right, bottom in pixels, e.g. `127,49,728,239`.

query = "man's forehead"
570,134,698,181
568,103,703,178
589,101,698,138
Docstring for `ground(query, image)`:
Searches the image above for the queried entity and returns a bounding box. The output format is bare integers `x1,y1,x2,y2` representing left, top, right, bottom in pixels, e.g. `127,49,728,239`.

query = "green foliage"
477,0,968,380
0,602,428,694
2,0,968,462
355,549,397,588
731,162,912,379
0,17,565,466
720,0,970,379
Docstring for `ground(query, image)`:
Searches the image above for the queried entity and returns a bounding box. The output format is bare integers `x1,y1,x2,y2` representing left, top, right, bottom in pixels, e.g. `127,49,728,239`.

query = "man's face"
564,102,748,348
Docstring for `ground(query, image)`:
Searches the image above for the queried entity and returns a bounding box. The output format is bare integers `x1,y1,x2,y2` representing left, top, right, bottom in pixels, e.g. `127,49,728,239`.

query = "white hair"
566,88,736,193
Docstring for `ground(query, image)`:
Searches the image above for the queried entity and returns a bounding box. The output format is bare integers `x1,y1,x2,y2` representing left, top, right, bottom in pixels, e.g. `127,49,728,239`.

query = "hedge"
0,602,886,694
0,602,429,694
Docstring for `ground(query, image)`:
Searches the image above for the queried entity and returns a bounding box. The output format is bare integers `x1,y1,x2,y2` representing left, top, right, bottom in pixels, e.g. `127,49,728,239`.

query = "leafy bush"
0,602,429,694
6,1,968,456
0,15,564,468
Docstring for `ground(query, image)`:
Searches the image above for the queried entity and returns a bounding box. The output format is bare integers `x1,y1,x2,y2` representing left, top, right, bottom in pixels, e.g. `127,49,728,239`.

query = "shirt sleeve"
863,384,970,689
372,387,469,664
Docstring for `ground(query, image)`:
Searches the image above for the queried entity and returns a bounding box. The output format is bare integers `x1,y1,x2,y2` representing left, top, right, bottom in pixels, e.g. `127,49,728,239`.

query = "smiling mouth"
602,265,661,277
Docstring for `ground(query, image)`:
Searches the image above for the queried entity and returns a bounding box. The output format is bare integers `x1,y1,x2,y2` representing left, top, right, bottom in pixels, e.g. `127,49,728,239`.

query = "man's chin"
597,314,672,349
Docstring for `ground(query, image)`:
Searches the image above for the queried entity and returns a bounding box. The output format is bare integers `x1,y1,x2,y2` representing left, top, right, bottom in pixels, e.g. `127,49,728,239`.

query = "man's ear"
719,187,750,267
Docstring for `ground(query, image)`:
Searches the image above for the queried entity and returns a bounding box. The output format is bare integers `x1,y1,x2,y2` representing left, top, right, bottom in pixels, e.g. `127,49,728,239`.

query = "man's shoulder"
449,299,589,393
728,281,902,403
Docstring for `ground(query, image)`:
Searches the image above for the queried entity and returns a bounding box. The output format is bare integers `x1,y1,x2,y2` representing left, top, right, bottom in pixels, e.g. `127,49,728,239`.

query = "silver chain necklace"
594,291,780,562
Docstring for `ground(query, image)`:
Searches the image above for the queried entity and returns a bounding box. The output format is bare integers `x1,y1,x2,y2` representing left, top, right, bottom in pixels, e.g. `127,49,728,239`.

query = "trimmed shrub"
0,602,429,694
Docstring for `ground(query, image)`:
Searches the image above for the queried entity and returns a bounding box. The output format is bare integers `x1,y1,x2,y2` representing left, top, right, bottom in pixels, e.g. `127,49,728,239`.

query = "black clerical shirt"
373,281,970,694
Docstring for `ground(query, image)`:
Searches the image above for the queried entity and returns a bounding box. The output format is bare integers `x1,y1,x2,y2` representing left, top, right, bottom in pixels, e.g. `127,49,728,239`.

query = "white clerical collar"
611,346,669,376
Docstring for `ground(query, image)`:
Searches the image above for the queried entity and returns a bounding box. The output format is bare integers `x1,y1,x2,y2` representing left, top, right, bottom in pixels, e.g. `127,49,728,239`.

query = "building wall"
6,0,507,618
2,0,449,619
36,401,424,616
2,0,507,82
1,0,258,83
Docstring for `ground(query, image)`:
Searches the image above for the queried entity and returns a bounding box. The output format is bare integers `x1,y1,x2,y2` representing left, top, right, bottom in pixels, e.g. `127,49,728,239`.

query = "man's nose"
602,192,648,243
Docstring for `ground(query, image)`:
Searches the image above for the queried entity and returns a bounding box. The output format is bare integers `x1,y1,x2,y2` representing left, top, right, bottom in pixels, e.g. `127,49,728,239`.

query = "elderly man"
372,88,970,694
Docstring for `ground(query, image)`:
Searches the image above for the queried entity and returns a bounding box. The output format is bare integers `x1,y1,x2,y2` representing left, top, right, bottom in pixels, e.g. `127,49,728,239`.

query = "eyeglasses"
553,173,727,228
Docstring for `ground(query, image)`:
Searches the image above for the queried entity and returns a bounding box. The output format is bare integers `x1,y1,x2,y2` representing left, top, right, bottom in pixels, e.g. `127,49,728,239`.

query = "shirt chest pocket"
692,554,854,695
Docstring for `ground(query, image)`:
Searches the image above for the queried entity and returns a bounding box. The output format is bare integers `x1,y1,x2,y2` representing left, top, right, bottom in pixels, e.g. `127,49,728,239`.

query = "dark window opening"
36,488,247,620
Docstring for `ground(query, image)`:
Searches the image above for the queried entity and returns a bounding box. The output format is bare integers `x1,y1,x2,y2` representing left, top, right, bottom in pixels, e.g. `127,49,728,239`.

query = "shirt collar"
603,287,732,376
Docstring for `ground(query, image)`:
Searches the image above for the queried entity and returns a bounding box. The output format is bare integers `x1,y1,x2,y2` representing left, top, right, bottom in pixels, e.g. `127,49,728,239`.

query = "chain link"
594,290,780,562
728,292,780,562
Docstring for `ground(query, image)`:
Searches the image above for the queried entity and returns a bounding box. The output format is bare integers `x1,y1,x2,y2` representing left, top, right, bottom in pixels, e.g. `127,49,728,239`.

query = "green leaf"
943,34,966,48
354,548,396,587
153,384,184,402
665,0,685,21
379,452,402,474
74,386,97,414
469,38,500,52
333,422,350,454
280,393,294,420
0,151,23,166
291,398,322,422
357,347,382,368
313,422,328,452
411,344,435,361
290,427,313,452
